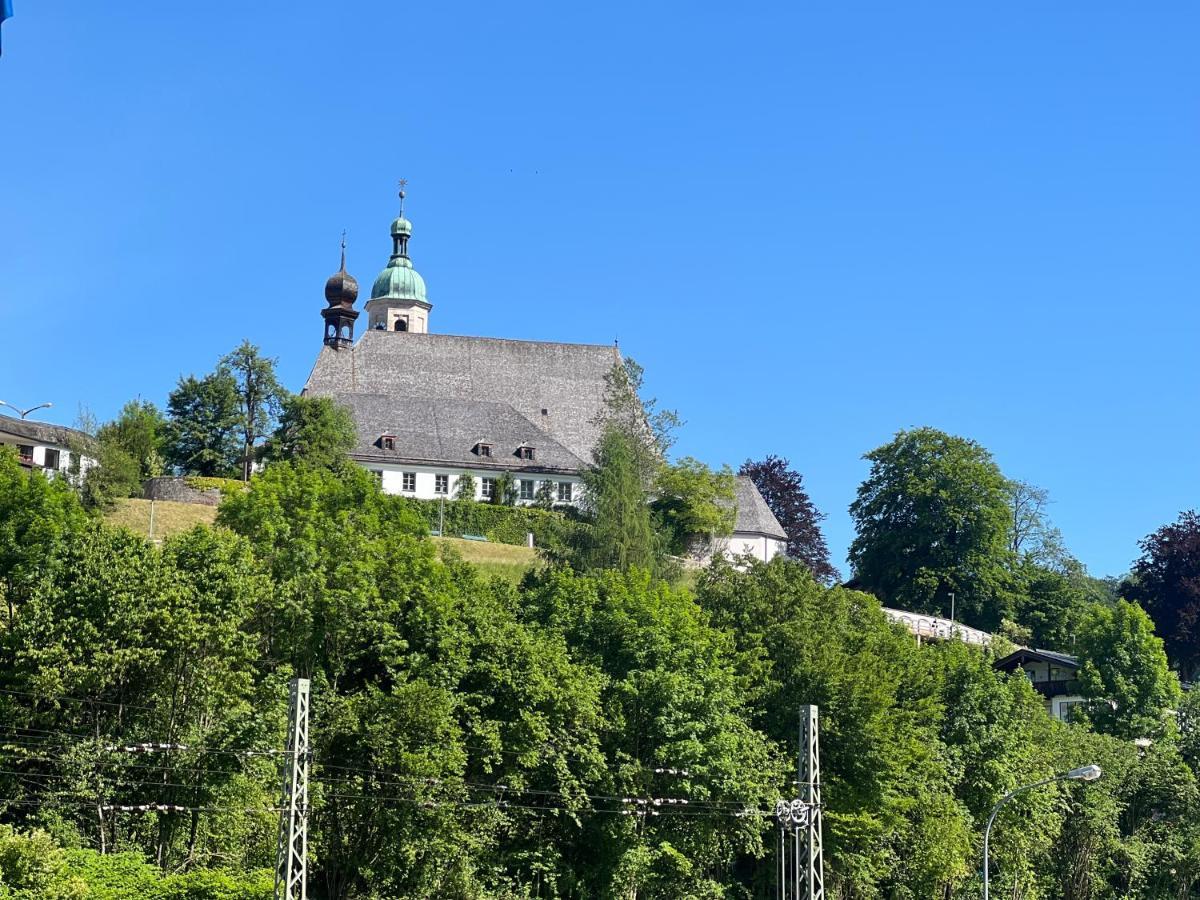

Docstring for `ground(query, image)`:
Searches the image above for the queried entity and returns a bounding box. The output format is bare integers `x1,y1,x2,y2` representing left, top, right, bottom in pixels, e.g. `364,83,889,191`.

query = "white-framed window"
402,472,416,492
481,477,496,500
1060,700,1087,724
519,479,534,501
557,482,573,502
475,442,492,457
381,434,396,451
518,446,535,460
434,474,449,495
43,448,60,469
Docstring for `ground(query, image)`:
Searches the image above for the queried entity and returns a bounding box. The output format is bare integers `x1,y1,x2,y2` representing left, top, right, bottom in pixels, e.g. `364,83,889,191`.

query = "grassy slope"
432,536,541,583
105,498,218,540
106,502,541,581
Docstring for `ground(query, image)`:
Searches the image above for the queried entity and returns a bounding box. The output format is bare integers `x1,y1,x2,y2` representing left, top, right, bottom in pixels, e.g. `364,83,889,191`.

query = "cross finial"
398,178,408,217
339,229,347,270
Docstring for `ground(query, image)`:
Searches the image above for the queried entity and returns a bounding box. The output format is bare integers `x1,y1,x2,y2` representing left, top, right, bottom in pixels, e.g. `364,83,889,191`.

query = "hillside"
432,535,540,582
105,498,218,539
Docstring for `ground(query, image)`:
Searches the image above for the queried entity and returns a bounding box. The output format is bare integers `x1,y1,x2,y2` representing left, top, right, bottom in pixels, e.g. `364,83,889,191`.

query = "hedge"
398,498,586,553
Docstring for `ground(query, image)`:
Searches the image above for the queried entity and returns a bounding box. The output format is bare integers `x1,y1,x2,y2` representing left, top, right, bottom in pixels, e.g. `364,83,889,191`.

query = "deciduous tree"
1125,510,1200,681
1076,599,1181,740
652,457,735,556
220,341,288,481
740,455,838,583
849,427,1015,628
263,395,357,470
163,372,241,477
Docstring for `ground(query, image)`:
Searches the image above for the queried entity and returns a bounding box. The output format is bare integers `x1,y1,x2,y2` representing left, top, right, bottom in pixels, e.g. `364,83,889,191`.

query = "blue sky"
2,2,1196,578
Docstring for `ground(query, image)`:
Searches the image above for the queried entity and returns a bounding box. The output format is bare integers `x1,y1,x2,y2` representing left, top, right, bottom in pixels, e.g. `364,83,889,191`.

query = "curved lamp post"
982,765,1101,900
0,400,53,420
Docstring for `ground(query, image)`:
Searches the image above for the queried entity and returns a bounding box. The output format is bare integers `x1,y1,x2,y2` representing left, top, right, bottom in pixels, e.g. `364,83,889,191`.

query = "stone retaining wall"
142,477,223,507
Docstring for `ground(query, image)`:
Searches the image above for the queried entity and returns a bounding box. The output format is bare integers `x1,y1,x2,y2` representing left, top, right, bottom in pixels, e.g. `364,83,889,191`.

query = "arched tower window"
394,319,408,332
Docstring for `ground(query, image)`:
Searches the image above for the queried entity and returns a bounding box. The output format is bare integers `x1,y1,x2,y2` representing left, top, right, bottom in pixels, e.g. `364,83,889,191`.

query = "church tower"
321,235,360,349
365,183,432,333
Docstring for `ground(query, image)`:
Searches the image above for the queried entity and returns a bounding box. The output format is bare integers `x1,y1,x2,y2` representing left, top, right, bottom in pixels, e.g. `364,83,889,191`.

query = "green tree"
262,394,357,470
74,400,171,508
651,457,735,557
490,471,518,506
572,425,660,573
164,372,241,477
0,448,86,624
533,478,556,510
96,400,167,480
1125,510,1200,681
740,454,838,583
696,556,969,898
453,471,476,500
220,341,288,481
849,427,1016,629
0,826,86,899
1076,599,1181,740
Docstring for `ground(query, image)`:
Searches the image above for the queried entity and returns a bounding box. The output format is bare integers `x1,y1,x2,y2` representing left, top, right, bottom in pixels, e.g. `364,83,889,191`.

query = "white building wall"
358,460,583,506
0,435,93,481
714,533,785,563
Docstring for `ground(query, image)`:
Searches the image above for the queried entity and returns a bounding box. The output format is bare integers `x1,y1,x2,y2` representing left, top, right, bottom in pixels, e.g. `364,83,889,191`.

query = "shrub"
400,497,585,553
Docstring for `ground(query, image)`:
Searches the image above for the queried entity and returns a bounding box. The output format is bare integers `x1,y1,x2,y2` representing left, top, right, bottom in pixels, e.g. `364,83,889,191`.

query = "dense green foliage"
163,371,241,478
651,457,736,556
1075,600,1181,740
401,496,584,553
262,395,357,470
3,420,1200,897
220,342,288,481
850,427,1016,628
1125,510,1200,681
574,426,661,573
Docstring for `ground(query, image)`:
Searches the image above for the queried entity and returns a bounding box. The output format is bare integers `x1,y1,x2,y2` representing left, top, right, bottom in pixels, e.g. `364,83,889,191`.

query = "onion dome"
370,188,429,304
324,242,359,308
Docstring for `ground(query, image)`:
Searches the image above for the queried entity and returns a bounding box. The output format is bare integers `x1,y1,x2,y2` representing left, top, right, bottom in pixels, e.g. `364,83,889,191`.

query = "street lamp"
0,400,53,420
982,765,1101,900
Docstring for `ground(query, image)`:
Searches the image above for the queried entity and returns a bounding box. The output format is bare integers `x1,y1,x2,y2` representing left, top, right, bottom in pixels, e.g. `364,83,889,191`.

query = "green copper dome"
371,255,428,303
370,203,428,304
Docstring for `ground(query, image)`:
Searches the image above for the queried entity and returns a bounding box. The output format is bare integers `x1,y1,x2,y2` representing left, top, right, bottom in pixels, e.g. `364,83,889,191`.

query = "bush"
400,497,585,553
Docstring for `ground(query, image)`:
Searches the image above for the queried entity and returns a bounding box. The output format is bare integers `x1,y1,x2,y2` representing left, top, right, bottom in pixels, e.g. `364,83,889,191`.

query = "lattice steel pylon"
776,705,825,900
275,678,310,900
799,704,824,900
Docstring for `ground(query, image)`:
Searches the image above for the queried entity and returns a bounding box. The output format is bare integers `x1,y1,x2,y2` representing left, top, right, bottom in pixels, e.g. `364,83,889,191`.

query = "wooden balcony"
1030,679,1081,698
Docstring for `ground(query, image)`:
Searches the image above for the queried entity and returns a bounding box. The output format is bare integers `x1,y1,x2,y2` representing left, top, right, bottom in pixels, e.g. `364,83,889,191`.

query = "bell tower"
365,181,432,334
321,234,360,349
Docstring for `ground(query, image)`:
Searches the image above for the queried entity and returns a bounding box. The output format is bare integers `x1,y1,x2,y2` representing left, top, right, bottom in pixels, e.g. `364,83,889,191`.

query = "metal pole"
276,678,310,900
982,775,1070,900
800,705,825,900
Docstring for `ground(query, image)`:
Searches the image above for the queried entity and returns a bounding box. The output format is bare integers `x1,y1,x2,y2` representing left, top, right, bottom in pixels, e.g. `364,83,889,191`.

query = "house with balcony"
994,648,1086,722
0,414,93,481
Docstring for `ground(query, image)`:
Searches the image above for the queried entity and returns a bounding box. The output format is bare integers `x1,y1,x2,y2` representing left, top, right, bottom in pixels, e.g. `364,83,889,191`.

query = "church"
302,190,787,561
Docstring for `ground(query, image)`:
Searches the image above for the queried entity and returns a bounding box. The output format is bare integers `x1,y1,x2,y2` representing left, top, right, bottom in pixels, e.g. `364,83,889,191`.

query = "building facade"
994,648,1086,722
0,415,92,481
304,193,788,553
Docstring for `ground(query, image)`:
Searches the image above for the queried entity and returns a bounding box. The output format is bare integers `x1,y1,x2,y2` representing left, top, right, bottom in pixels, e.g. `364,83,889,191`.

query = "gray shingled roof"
333,393,587,473
0,415,91,447
304,330,620,464
731,476,788,539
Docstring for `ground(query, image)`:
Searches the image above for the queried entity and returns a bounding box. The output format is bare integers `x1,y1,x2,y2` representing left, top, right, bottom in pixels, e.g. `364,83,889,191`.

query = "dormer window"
380,434,396,451
517,445,536,461
474,442,492,457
